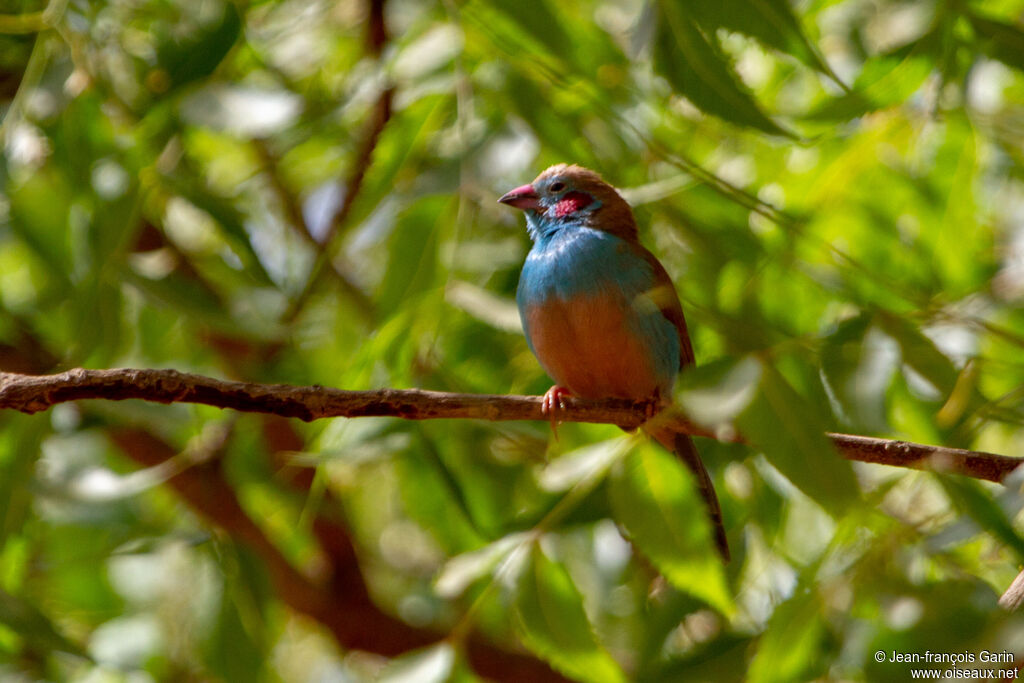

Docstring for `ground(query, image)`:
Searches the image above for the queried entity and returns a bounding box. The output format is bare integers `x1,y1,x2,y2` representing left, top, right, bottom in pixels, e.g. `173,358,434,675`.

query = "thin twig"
251,139,375,323
2,368,1021,483
999,569,1024,611
279,0,395,325
323,0,392,246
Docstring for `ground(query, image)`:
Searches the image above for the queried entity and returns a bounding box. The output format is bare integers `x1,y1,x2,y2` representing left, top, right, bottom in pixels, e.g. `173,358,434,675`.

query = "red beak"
498,184,541,211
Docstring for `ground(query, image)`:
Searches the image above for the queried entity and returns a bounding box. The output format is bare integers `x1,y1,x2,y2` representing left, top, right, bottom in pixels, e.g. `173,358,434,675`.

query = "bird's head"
498,164,637,241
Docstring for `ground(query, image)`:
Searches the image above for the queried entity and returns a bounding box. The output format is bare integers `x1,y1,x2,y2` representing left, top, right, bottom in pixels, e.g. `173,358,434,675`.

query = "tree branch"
2,368,1021,483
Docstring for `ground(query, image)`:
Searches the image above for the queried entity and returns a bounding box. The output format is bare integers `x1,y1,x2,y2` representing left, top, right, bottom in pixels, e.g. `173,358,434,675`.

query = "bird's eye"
550,181,565,193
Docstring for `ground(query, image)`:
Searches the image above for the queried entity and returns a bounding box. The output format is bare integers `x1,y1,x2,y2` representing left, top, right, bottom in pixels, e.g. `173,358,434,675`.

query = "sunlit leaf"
536,438,626,493
689,0,839,81
938,476,1024,559
499,72,591,161
677,355,762,429
968,13,1024,71
397,455,485,557
159,174,275,286
821,313,895,431
654,1,790,135
738,362,858,513
379,642,458,683
486,0,575,67
0,588,89,659
876,314,959,397
7,170,73,281
204,571,266,681
154,2,241,93
806,35,937,120
375,197,448,311
609,445,734,615
514,544,626,683
434,532,528,599
747,588,827,683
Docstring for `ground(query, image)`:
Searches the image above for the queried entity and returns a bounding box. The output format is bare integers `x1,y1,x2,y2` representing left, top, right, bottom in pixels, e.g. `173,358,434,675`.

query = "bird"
499,163,730,562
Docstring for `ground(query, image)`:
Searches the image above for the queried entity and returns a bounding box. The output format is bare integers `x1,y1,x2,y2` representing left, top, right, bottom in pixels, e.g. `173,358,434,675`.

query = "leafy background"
1,0,1024,680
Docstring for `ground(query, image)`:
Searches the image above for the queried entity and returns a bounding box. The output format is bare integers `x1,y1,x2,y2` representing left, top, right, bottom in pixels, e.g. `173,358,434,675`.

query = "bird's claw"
541,386,572,440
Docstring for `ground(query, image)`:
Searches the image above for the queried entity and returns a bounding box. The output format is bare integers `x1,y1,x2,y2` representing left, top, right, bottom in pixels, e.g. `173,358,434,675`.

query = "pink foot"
541,385,572,440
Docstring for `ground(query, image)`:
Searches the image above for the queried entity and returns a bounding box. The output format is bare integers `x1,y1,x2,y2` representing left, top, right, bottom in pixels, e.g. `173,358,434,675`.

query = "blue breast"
516,223,680,398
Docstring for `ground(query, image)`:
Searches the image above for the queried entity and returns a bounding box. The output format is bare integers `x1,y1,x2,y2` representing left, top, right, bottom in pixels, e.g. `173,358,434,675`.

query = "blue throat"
525,211,575,243
519,221,646,304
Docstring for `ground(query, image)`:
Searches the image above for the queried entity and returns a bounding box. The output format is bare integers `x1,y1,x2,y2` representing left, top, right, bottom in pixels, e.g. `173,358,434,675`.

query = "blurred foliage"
1,0,1024,680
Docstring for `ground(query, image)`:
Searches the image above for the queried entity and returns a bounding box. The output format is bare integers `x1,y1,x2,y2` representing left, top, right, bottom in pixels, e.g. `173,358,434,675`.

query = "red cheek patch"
554,191,593,218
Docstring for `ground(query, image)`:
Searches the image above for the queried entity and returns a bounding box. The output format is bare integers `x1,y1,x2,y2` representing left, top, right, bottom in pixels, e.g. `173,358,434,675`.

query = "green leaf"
820,313,895,431
204,542,272,680
806,35,936,121
7,169,73,282
747,588,827,683
653,634,756,681
677,355,762,429
689,0,839,82
654,1,790,135
876,314,958,397
154,2,241,93
376,195,448,312
969,14,1024,71
379,643,458,683
72,279,124,366
434,532,527,599
0,588,89,659
486,0,575,67
470,0,627,89
205,576,266,682
937,476,1024,559
397,447,486,556
120,267,246,335
0,417,45,547
500,72,592,161
738,361,858,513
536,439,626,493
348,96,451,232
608,445,734,615
514,544,625,683
159,174,275,286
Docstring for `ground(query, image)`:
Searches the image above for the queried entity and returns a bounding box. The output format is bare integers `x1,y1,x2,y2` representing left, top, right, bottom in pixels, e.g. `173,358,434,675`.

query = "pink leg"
645,391,668,421
541,385,572,440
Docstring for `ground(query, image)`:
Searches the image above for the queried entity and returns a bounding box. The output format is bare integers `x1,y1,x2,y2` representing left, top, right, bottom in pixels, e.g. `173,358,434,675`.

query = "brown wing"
634,244,695,370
